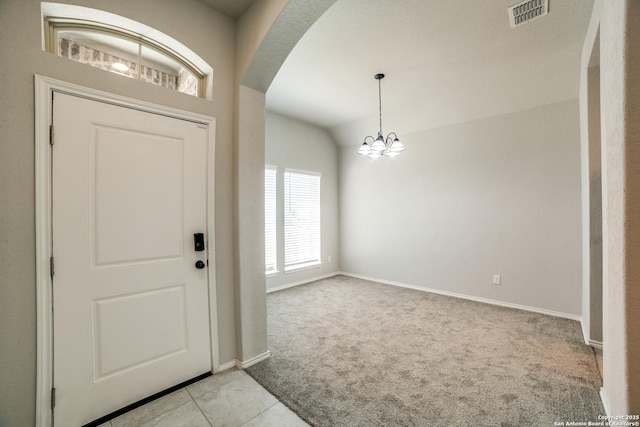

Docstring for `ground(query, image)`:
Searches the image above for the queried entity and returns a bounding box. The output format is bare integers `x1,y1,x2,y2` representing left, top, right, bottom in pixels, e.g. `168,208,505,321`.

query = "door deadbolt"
194,233,205,251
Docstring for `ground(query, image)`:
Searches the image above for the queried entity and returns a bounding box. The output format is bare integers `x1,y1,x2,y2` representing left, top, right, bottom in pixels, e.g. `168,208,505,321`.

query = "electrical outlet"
492,274,501,285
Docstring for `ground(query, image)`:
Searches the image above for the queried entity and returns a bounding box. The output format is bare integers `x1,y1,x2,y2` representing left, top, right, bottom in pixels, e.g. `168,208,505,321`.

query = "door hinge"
50,256,54,278
51,387,56,409
49,124,54,146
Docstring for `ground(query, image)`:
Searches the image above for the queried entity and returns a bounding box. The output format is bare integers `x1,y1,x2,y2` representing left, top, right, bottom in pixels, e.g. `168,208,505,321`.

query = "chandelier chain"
378,77,383,134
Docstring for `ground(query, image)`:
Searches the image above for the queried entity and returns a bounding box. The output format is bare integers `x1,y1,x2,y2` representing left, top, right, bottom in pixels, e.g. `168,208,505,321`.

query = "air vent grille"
508,0,548,28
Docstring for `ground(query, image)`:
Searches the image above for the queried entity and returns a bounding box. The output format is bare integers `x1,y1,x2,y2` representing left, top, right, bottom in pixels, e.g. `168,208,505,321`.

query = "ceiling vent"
508,0,548,28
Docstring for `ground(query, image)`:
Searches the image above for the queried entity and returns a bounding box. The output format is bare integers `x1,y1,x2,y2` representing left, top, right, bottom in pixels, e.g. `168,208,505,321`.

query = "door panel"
91,124,184,266
52,93,211,426
92,284,188,381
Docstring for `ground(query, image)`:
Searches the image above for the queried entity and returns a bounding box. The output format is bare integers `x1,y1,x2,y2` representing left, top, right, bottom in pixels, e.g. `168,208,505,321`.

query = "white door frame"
34,75,220,427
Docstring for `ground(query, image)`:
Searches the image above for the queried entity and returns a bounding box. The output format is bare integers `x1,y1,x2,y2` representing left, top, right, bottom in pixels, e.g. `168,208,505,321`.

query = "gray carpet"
247,275,604,426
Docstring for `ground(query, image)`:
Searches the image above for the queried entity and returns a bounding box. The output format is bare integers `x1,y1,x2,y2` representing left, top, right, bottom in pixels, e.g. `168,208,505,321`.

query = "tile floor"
98,369,309,427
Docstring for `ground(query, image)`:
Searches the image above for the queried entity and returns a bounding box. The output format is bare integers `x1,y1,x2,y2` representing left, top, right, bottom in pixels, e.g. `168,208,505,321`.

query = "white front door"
52,92,212,426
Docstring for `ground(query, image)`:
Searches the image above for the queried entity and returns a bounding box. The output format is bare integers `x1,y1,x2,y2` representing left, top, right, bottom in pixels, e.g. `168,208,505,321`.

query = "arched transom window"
45,18,207,98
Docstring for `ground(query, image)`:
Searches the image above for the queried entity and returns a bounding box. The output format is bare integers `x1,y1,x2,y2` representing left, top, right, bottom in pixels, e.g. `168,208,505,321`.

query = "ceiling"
198,0,255,19
264,0,594,146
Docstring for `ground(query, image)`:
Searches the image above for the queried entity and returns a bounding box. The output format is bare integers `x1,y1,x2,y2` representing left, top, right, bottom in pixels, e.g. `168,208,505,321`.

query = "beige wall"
238,0,337,92
0,1,236,425
586,64,603,343
580,0,640,413
340,100,583,316
265,111,340,290
580,0,604,348
235,0,289,89
599,0,640,413
233,84,268,361
232,0,335,361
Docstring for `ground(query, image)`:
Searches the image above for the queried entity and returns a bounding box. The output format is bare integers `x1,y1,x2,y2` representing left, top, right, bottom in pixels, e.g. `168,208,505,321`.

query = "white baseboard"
600,387,611,416
579,318,604,349
214,360,237,373
267,271,341,294
339,272,581,321
213,352,271,373
589,340,603,350
236,350,271,369
581,317,590,345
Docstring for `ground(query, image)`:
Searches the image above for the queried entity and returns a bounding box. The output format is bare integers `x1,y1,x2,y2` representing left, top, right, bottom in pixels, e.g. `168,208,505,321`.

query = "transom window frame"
44,17,207,98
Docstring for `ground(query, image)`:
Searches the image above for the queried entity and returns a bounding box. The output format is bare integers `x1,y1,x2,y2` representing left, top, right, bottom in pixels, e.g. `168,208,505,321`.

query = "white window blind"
265,167,277,274
284,170,321,270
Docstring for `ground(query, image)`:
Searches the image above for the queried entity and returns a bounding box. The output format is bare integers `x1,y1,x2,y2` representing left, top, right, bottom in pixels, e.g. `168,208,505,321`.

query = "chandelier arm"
363,135,376,145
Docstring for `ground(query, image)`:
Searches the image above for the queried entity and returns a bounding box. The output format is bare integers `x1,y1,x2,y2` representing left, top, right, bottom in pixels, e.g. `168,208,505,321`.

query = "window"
44,19,206,97
265,167,277,275
284,170,321,271
265,167,322,275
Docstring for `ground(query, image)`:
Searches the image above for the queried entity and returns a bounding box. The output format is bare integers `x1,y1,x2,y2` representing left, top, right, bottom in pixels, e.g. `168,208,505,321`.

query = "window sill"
266,270,280,278
284,261,322,274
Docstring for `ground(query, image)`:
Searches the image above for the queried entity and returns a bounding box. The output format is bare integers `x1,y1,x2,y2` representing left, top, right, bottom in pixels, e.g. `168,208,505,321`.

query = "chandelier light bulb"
357,142,372,156
389,139,405,153
371,135,386,152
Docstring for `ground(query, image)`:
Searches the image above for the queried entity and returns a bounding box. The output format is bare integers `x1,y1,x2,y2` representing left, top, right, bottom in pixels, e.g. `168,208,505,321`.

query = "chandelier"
357,73,405,158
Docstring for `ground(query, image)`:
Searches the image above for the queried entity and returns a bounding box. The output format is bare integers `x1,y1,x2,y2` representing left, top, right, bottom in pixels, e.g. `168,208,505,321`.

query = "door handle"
195,260,206,269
